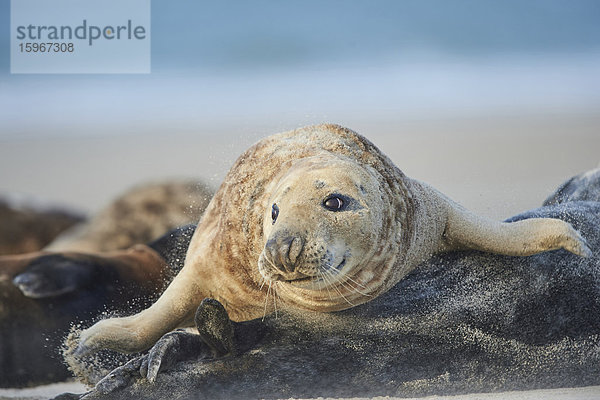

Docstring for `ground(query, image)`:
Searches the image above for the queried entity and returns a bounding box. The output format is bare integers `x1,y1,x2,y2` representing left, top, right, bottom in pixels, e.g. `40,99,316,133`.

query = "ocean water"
0,0,599,138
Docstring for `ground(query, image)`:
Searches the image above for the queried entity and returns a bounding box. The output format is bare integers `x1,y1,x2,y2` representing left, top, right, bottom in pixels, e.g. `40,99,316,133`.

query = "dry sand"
328,385,600,400
0,382,599,400
0,112,599,399
0,381,87,400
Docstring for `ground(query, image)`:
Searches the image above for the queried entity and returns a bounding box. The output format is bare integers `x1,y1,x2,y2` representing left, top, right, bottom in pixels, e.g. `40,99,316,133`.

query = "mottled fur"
47,180,212,253
0,201,83,255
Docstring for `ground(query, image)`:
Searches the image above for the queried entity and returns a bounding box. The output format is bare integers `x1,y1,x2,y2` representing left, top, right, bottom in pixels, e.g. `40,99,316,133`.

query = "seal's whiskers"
262,281,272,321
258,276,267,292
321,268,355,307
322,262,372,299
344,275,370,291
337,274,373,298
272,281,280,319
317,270,335,302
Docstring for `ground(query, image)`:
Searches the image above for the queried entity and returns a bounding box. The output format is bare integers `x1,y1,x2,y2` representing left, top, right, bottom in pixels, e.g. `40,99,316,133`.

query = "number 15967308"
19,42,74,53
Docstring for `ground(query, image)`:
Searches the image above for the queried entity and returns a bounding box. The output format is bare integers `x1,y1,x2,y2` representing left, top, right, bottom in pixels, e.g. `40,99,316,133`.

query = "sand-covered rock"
64,168,600,399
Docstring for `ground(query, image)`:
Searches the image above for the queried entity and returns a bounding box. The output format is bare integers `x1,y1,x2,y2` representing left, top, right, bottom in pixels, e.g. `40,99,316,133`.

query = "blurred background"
0,0,599,220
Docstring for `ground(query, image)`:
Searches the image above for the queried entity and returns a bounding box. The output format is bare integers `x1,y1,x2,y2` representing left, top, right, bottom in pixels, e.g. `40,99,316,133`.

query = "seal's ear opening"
12,254,96,298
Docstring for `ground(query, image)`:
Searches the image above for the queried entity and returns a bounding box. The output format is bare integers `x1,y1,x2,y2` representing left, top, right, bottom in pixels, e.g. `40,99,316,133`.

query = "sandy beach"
1,112,598,221
1,381,600,400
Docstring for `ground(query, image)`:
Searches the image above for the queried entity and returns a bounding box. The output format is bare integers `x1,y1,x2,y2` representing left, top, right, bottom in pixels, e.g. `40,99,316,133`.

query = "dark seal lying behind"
0,199,83,255
63,168,600,399
0,226,197,388
0,179,213,388
45,180,212,253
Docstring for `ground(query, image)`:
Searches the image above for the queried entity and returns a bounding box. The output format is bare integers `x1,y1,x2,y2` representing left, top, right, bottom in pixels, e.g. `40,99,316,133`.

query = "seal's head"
258,154,388,308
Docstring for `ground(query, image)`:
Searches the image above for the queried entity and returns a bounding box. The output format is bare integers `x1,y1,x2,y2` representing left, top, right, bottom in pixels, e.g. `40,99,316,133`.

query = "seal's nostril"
264,237,288,273
13,273,33,287
265,238,277,262
265,234,304,274
288,236,304,266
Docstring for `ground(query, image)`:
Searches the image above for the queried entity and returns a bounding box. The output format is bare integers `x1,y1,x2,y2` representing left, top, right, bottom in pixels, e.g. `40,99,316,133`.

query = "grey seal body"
64,164,600,399
72,125,591,363
71,200,600,399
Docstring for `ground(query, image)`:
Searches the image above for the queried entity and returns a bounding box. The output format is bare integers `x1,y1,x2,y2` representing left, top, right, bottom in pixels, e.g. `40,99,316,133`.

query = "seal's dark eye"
271,203,279,223
323,196,344,211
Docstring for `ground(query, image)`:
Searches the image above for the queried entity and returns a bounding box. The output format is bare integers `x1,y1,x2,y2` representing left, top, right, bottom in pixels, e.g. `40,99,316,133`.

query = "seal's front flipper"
12,254,96,298
142,298,234,382
142,329,210,382
79,332,207,395
194,298,234,357
95,356,146,394
443,199,592,258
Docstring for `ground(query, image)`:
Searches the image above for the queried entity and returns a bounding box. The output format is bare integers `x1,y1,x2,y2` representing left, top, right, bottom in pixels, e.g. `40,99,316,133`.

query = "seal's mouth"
285,275,314,283
285,257,347,286
334,258,347,271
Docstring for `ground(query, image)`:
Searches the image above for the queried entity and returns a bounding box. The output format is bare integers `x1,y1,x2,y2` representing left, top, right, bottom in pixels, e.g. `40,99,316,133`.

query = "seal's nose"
12,273,35,290
264,233,304,274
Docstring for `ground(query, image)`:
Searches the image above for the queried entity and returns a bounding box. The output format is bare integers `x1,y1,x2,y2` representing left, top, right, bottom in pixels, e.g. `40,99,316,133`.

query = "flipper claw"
95,356,145,394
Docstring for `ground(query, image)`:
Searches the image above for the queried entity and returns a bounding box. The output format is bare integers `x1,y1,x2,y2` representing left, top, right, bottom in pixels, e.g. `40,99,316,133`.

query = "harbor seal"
74,124,591,362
